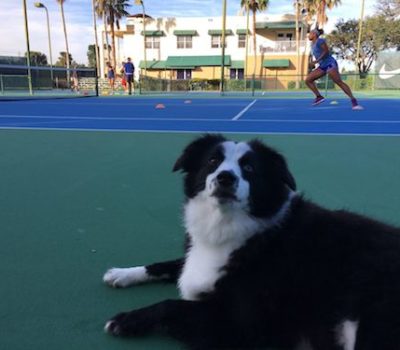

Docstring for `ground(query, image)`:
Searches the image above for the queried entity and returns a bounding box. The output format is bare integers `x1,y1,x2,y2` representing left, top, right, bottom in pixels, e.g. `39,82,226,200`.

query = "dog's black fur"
104,134,400,349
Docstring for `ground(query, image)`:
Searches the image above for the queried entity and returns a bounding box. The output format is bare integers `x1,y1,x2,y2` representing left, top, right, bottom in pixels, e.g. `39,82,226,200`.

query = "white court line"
232,99,257,121
1,126,399,137
1,114,400,124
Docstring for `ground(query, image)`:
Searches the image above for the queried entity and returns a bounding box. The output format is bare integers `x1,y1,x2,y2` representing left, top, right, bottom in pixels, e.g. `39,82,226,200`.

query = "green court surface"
1,130,400,350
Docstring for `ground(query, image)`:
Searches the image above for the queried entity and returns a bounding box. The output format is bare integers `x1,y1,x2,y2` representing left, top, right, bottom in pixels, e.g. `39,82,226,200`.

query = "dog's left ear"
281,164,296,191
173,134,226,173
249,139,296,191
271,150,297,191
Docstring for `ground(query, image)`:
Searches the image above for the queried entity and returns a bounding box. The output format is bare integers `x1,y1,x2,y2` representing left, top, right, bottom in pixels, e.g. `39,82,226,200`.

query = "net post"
95,71,99,97
324,74,329,98
0,75,4,95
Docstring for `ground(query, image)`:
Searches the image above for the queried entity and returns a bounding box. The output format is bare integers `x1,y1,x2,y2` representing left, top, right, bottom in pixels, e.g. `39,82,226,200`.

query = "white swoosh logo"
379,64,400,79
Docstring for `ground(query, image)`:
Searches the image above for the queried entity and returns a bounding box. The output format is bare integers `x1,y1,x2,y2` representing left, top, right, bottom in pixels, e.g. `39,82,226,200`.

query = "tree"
56,51,73,67
56,0,71,85
327,16,400,75
25,51,48,66
87,44,97,68
303,0,341,29
240,0,269,76
95,0,111,65
95,0,130,68
375,0,400,19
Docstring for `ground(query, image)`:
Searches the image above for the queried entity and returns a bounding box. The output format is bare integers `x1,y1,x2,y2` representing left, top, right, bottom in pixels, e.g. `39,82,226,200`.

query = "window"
177,36,193,49
230,69,244,80
238,34,246,48
277,33,293,41
276,32,295,51
177,69,192,80
211,35,226,48
145,36,160,49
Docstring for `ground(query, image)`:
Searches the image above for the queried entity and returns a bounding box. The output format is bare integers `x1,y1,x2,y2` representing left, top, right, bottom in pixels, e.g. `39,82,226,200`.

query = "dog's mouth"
212,188,238,203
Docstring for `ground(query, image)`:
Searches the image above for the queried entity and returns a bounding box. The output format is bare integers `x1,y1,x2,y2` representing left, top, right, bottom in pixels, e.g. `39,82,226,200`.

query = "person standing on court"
305,28,363,110
106,62,115,95
124,58,135,95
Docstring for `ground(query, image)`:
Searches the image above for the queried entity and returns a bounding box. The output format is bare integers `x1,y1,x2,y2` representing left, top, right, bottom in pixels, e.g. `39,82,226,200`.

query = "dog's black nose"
216,171,237,187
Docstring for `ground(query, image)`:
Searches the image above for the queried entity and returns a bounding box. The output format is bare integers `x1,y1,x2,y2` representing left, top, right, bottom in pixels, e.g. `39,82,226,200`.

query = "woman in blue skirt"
106,62,115,94
306,29,363,110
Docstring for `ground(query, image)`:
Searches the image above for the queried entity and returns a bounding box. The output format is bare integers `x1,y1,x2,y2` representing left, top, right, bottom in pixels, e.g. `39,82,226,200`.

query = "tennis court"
1,95,400,350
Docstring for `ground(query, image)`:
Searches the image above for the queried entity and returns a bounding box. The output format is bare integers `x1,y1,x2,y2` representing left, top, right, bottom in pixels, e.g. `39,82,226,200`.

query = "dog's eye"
243,164,254,173
208,157,219,165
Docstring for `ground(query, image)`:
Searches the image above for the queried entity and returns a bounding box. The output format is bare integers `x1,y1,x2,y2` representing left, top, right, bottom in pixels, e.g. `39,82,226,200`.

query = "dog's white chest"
178,243,232,300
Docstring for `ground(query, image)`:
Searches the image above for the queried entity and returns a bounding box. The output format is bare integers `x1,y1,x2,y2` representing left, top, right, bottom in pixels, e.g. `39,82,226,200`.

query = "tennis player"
306,29,363,110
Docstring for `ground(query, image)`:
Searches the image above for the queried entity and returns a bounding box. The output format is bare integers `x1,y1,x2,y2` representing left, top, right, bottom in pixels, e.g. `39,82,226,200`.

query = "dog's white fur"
335,320,359,350
103,267,152,288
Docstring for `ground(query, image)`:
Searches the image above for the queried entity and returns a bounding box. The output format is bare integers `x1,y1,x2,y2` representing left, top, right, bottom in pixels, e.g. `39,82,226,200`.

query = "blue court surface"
0,96,400,135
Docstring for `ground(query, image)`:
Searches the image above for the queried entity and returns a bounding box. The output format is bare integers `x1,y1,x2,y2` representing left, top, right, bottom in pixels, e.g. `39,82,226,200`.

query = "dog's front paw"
104,310,155,337
103,267,150,288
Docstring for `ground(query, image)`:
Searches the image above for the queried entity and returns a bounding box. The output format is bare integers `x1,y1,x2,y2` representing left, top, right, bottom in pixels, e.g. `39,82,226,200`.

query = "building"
99,14,311,89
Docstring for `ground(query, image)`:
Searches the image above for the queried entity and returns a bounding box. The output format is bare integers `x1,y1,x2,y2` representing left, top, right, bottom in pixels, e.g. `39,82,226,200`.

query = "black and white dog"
103,134,400,350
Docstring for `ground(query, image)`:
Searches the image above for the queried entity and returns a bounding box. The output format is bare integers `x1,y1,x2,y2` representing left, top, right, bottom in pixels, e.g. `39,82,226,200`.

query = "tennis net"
0,64,98,100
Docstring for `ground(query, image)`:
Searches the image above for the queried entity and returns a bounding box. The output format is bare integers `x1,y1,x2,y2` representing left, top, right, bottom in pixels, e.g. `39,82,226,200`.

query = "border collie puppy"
103,134,400,350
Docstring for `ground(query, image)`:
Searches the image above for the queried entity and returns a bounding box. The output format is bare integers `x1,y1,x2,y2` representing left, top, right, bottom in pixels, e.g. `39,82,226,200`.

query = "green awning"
256,21,297,29
208,29,233,36
236,29,251,35
139,60,167,69
141,30,165,36
230,60,244,69
263,59,290,68
166,55,231,68
173,30,198,36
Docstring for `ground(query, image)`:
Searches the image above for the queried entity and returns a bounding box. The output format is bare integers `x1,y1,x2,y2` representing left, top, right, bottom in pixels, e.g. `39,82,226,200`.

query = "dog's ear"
173,134,226,173
270,149,297,191
249,139,297,191
281,164,296,191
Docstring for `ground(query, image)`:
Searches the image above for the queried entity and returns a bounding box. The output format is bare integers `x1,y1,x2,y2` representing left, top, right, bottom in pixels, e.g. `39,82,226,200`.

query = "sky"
0,0,377,65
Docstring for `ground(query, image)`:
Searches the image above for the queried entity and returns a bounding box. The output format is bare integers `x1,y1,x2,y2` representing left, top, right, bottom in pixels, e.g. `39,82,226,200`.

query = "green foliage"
327,15,400,74
55,51,73,66
25,51,48,66
87,45,97,68
226,79,245,91
240,0,269,13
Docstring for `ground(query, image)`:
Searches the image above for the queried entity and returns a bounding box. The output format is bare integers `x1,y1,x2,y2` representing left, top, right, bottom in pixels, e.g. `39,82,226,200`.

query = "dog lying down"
103,134,400,350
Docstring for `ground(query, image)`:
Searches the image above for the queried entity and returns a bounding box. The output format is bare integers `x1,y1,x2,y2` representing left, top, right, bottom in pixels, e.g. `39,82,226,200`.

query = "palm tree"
95,0,130,69
240,0,269,77
56,0,71,86
303,0,342,29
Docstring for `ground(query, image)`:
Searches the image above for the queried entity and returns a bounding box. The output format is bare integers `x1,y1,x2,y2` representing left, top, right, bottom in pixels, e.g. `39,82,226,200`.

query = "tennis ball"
330,100,339,105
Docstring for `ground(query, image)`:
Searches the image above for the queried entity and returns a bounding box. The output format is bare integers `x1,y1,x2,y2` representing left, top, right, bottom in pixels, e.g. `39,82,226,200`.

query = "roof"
139,60,167,69
230,60,244,69
263,59,290,68
173,30,198,36
166,55,231,68
207,29,234,36
236,29,251,35
138,57,247,70
140,30,165,36
256,21,297,30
